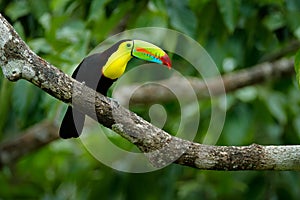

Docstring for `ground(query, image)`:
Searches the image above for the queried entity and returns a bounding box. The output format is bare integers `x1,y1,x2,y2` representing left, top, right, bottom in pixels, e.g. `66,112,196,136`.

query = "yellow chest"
102,52,132,79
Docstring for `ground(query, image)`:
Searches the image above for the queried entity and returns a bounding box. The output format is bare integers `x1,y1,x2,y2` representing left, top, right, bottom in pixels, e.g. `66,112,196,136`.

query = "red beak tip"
167,63,171,69
161,54,172,69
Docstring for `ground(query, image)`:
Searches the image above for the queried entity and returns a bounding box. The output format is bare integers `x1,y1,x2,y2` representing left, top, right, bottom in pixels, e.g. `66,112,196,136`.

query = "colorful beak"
131,40,172,68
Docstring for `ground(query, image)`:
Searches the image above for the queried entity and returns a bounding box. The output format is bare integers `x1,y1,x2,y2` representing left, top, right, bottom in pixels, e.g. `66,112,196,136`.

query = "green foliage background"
1,0,300,199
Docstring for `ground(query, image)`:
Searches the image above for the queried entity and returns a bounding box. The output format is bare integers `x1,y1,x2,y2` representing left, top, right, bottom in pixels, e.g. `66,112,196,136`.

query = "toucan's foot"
108,97,120,107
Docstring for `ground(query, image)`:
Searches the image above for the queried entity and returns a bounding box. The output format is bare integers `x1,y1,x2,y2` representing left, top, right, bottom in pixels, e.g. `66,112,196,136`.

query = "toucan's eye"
126,43,131,48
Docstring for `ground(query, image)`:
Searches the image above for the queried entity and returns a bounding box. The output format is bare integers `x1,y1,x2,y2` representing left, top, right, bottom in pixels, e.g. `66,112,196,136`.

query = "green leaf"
295,49,300,87
286,0,300,11
5,0,30,21
88,0,107,22
286,11,300,38
265,92,287,125
28,0,49,18
293,116,300,139
165,0,197,37
0,79,13,134
12,81,45,128
263,11,285,31
50,0,72,14
217,0,240,33
28,38,52,54
222,104,253,145
13,21,25,40
134,9,167,27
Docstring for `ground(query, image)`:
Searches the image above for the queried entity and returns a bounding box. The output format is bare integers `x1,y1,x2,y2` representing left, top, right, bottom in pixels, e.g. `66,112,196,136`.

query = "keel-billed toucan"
59,39,171,139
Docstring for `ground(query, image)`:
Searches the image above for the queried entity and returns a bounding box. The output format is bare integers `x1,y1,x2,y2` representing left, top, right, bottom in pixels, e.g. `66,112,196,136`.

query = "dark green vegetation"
1,0,300,199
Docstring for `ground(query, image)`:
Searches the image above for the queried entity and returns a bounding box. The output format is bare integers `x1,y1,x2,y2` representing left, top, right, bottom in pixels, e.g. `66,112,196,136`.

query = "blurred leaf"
39,13,52,32
0,79,13,135
88,1,132,42
165,0,197,37
205,38,227,69
5,0,30,21
293,116,300,139
222,103,253,145
255,25,278,51
295,49,300,87
28,38,52,54
88,0,107,22
264,92,287,125
286,0,300,11
56,20,86,42
12,81,46,128
134,9,167,27
235,87,258,102
50,0,72,14
189,0,211,11
217,0,240,33
263,11,285,31
264,123,283,143
150,0,168,13
194,1,217,43
286,11,300,30
12,21,25,40
28,0,49,18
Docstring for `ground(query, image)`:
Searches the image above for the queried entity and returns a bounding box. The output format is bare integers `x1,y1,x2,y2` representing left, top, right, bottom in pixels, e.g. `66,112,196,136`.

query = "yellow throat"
102,42,133,79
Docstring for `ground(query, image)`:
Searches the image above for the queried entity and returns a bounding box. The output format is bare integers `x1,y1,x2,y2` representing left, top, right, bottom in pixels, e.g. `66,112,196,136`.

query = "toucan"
59,39,171,139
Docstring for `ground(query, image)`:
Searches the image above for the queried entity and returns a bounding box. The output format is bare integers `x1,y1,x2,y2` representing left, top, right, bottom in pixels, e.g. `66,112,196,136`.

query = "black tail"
59,106,85,139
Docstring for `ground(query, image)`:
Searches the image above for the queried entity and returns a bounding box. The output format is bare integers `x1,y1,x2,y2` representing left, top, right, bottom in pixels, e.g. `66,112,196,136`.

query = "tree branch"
0,121,58,168
114,58,294,105
1,14,300,170
260,40,300,62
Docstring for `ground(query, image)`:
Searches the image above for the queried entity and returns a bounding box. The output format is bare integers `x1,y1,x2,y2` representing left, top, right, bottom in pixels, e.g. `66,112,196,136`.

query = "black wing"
59,40,128,138
59,53,115,138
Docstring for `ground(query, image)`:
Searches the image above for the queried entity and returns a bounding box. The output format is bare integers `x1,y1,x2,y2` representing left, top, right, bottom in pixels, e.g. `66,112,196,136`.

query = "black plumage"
59,40,129,139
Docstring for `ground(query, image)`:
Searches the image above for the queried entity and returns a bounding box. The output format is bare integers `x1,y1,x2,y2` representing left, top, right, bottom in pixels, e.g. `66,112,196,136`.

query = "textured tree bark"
1,14,300,171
